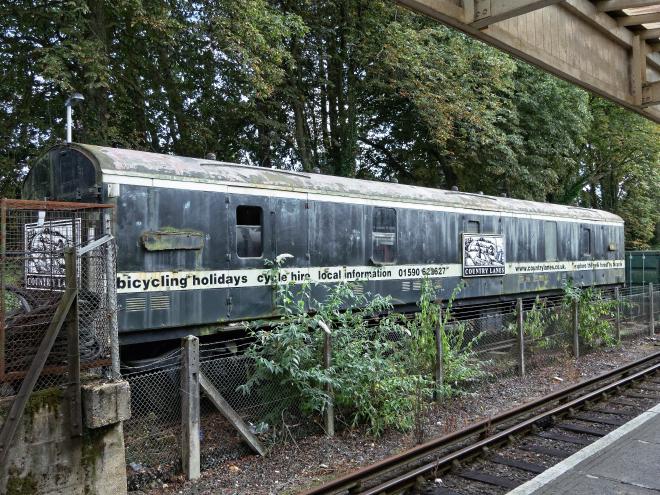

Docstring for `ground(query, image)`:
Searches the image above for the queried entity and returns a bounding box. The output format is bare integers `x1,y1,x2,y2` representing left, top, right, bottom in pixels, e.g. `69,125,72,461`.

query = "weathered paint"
22,144,626,345
141,230,205,251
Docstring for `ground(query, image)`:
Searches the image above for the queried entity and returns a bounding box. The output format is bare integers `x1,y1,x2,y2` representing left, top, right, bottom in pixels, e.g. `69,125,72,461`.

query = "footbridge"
399,0,660,122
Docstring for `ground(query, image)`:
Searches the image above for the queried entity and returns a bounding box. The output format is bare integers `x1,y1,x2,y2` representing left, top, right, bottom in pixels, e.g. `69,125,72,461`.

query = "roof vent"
478,191,484,195
312,167,321,174
391,178,398,183
205,152,216,160
451,186,459,191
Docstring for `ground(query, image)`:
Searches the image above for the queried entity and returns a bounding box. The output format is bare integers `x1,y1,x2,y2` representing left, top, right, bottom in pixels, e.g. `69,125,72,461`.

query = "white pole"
66,104,73,143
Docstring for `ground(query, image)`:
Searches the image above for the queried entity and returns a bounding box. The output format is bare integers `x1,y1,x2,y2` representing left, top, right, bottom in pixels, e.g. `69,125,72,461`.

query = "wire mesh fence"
122,283,657,487
0,199,115,398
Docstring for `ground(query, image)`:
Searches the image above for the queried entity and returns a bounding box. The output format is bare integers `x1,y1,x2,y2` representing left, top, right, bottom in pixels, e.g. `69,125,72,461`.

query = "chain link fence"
122,284,657,488
0,199,115,398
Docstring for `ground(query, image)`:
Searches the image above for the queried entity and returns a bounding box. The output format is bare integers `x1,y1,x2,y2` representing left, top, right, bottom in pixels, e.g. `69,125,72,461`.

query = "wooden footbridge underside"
399,0,660,122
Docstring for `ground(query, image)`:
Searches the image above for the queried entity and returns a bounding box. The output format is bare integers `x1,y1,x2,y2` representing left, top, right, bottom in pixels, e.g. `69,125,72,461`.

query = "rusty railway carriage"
23,144,625,346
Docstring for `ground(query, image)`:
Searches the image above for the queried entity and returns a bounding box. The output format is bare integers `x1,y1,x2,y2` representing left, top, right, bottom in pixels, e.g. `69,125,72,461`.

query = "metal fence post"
319,320,334,437
572,301,580,358
650,282,655,337
614,287,621,342
104,210,120,379
181,335,200,480
517,298,525,377
434,305,444,401
64,247,82,437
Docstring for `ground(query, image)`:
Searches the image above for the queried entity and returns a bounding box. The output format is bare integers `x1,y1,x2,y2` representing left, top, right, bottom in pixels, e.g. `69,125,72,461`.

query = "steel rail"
361,361,660,495
300,351,660,495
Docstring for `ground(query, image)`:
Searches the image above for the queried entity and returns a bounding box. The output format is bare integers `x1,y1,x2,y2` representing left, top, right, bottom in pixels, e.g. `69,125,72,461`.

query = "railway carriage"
23,144,625,346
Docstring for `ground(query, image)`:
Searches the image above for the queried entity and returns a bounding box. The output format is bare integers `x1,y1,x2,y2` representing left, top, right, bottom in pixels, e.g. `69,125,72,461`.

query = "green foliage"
563,283,617,347
409,279,483,391
3,0,658,237
241,257,420,435
571,98,660,249
240,257,481,435
242,262,482,436
509,297,558,349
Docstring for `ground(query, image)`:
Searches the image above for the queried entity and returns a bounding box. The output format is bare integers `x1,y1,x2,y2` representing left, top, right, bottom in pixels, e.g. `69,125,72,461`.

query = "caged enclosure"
0,199,117,398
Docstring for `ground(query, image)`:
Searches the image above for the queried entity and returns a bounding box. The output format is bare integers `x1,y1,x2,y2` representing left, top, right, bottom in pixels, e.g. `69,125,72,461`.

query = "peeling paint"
72,143,622,224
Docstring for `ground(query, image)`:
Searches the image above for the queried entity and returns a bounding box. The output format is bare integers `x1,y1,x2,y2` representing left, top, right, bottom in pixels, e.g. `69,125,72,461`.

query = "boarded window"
581,227,591,256
373,207,397,264
545,221,558,261
464,220,480,233
236,206,263,258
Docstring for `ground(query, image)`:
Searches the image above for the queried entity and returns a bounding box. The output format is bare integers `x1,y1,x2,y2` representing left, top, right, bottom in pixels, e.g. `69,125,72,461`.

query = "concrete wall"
0,382,129,495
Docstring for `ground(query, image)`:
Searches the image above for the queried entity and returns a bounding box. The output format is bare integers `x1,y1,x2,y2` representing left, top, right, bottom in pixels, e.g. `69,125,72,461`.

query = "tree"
576,97,660,249
1,0,657,247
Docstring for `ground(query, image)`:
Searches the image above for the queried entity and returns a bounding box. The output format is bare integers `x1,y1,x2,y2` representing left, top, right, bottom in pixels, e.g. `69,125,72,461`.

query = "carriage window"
372,207,397,264
580,227,591,256
464,220,480,233
545,221,558,261
236,206,263,258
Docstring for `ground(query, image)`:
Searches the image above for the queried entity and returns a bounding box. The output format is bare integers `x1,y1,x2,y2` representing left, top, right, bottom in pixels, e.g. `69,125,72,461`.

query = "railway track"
301,351,660,495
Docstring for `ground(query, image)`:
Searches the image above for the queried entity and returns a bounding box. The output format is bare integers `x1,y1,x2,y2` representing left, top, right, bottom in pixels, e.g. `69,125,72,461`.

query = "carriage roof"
70,143,622,224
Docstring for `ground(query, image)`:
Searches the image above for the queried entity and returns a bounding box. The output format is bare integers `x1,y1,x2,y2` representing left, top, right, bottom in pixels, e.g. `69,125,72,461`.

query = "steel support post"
573,301,580,358
650,283,655,337
517,298,525,377
104,211,120,379
181,335,200,480
434,305,444,400
614,287,621,342
323,331,334,436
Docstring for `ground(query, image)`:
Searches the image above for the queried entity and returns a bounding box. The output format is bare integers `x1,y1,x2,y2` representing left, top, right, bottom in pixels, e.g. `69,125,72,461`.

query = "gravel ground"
132,338,658,495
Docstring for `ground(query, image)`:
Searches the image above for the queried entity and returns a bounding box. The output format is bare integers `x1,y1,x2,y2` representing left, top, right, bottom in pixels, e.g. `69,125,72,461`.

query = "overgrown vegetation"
241,257,627,438
563,283,618,347
241,261,481,436
508,296,558,350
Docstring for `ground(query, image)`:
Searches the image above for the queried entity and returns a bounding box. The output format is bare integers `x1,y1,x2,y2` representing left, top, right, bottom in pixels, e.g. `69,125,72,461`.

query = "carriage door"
227,193,271,320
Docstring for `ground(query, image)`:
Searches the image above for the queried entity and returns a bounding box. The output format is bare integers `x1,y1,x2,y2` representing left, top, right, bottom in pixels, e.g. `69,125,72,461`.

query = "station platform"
509,403,660,495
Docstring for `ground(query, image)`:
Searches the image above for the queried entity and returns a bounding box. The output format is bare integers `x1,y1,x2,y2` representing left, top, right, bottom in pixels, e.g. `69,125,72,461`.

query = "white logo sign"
462,233,506,277
24,219,81,290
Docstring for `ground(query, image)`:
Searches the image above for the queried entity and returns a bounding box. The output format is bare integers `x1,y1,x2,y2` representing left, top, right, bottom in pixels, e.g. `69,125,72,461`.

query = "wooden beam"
642,80,660,106
199,372,266,456
471,0,564,28
641,28,660,39
596,0,660,11
397,0,660,123
181,336,200,480
617,12,660,26
399,0,467,22
632,35,645,105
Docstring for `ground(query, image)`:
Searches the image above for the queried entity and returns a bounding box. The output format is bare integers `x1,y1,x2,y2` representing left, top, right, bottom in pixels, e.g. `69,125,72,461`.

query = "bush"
563,283,617,347
240,258,422,435
240,260,486,436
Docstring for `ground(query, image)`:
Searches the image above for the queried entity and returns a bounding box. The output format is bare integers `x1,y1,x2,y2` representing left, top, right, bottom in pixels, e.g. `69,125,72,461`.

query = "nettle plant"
409,279,484,393
240,259,482,436
509,296,559,349
241,256,419,435
563,282,618,347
